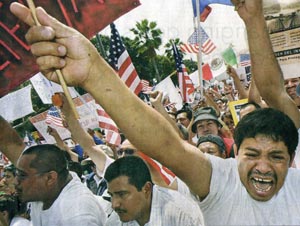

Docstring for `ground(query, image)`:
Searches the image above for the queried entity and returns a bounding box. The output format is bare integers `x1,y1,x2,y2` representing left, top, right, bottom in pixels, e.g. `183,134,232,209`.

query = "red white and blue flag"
172,44,195,103
141,79,153,93
45,106,64,128
108,23,143,95
239,53,251,67
95,103,121,146
180,43,200,54
184,27,216,55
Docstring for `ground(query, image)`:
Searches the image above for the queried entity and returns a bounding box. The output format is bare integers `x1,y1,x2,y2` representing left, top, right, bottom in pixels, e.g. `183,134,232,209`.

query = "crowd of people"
0,0,300,225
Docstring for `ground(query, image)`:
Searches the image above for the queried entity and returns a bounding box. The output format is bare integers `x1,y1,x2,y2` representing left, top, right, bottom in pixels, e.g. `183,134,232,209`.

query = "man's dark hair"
234,108,298,159
22,144,69,181
176,104,193,121
240,101,261,111
104,156,152,191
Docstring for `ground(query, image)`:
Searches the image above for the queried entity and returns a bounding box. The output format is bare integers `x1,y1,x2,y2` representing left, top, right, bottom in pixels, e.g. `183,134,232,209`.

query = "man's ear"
289,153,295,168
45,171,59,186
233,144,238,157
142,182,153,198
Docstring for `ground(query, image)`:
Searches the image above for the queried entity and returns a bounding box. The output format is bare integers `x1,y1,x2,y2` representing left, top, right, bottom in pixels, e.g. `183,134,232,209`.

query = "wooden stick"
26,0,80,119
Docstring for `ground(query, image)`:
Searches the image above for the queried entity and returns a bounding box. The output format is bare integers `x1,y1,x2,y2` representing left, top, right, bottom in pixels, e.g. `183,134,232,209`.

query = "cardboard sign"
0,0,140,97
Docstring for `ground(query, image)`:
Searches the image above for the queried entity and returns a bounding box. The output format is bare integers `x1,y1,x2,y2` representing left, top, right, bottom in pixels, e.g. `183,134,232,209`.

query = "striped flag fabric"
45,106,64,128
180,43,199,54
172,43,195,103
239,53,251,67
141,79,153,93
108,23,143,95
187,27,216,55
95,103,121,146
138,152,176,185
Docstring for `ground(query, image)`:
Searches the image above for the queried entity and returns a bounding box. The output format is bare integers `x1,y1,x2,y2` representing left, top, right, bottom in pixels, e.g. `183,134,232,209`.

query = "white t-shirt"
106,185,204,226
30,172,106,226
199,155,300,225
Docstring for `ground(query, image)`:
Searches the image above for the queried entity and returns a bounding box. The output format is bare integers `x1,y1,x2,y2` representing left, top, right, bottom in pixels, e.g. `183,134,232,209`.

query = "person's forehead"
197,119,217,125
108,175,134,192
198,141,218,149
17,154,36,172
284,77,300,83
176,112,187,119
239,135,289,154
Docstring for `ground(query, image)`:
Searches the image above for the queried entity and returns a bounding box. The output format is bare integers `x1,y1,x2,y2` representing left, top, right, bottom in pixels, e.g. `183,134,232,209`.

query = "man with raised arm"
9,1,300,225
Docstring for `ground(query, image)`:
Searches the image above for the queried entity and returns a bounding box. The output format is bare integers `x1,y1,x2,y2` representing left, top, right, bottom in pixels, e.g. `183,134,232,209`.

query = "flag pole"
195,0,204,97
26,0,80,119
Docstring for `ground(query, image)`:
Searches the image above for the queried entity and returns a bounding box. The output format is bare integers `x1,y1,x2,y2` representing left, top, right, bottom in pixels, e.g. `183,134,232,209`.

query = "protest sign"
0,0,140,97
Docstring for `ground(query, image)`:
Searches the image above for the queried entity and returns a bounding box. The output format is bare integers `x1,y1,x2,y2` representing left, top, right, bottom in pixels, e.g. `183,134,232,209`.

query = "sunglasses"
117,148,135,156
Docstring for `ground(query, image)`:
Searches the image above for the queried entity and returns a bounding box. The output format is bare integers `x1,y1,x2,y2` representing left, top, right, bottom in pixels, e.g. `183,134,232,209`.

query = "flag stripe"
106,130,121,146
45,106,64,127
139,152,176,185
108,23,142,95
188,27,216,55
95,103,121,146
180,44,200,54
172,44,195,102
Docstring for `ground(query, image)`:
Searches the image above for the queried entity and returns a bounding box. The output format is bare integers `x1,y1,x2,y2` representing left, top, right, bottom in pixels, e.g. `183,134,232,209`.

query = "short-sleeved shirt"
198,155,300,225
106,185,204,226
30,172,106,226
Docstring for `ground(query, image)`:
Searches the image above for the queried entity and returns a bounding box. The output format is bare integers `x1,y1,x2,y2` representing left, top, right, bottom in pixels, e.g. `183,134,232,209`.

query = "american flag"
45,106,64,127
139,152,176,185
141,79,153,93
239,53,251,67
172,43,195,103
187,27,216,55
95,103,121,146
180,43,199,54
108,23,143,95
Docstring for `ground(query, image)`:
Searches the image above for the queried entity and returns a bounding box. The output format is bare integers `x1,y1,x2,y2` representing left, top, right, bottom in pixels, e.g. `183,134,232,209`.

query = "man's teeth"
254,177,272,183
252,177,272,192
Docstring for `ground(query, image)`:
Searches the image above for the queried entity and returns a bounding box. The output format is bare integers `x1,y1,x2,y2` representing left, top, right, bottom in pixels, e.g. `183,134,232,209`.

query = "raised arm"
47,126,79,162
0,116,25,165
58,94,110,173
226,65,248,99
10,3,212,199
233,0,300,128
149,91,184,138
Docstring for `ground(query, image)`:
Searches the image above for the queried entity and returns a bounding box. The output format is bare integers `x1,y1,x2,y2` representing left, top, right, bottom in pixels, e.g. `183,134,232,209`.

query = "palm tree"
164,38,183,59
130,19,163,82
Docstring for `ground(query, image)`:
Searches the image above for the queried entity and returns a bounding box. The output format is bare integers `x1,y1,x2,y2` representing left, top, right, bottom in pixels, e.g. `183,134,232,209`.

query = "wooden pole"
26,0,79,119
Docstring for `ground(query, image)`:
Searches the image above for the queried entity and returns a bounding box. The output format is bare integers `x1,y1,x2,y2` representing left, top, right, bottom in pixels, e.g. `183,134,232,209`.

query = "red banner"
0,0,140,97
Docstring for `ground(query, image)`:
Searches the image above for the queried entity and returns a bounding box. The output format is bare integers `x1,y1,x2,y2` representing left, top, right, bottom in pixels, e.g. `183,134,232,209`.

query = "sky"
100,0,249,61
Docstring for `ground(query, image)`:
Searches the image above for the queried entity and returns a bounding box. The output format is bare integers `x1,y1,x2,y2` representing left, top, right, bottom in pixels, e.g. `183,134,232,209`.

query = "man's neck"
42,173,72,210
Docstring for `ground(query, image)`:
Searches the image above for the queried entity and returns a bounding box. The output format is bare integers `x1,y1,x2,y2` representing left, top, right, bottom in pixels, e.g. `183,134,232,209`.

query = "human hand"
149,91,163,109
231,0,264,24
47,126,58,136
226,65,238,79
10,3,102,88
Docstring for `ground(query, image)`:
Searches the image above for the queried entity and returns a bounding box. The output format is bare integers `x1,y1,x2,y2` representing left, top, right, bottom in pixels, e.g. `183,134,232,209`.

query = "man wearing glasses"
0,117,106,226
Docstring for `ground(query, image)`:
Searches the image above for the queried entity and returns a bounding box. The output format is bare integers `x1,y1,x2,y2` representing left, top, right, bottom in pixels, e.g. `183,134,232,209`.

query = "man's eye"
272,155,284,160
